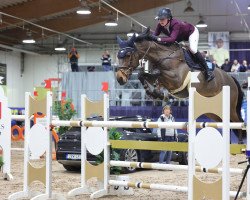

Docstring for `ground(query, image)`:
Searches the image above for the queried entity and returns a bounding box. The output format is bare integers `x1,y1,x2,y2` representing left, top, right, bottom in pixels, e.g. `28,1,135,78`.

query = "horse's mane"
154,40,181,51
135,38,182,52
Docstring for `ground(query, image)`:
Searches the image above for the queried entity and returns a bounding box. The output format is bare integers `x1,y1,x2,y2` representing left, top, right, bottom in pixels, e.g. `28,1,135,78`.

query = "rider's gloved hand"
148,35,159,42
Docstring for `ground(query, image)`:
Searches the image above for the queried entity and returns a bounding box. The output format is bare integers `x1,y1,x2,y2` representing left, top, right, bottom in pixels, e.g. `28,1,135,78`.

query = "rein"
141,45,151,61
149,41,184,68
118,54,134,78
118,44,151,77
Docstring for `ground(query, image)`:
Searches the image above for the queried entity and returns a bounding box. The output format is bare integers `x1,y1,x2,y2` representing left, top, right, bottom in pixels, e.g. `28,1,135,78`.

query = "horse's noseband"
117,47,136,78
117,47,135,59
118,54,134,78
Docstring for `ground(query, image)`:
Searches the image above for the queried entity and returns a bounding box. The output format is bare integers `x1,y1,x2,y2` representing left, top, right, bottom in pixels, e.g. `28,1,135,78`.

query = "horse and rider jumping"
115,8,245,143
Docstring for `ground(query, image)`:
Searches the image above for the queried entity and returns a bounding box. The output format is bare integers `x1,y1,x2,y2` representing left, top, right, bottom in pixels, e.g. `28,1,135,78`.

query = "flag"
102,82,109,92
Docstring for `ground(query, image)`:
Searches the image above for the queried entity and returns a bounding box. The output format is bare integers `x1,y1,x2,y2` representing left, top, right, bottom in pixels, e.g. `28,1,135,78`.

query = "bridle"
117,46,139,78
117,43,152,78
118,54,134,78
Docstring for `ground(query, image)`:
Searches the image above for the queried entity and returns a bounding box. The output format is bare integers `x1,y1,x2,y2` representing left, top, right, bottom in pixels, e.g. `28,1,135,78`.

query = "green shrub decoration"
53,99,77,135
0,156,4,168
96,128,122,174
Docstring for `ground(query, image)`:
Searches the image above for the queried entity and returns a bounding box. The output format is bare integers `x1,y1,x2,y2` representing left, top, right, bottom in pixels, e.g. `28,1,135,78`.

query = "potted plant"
96,128,122,174
53,99,77,135
0,156,3,171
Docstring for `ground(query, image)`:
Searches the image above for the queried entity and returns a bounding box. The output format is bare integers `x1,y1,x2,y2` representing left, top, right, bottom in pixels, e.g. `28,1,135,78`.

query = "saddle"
182,49,215,72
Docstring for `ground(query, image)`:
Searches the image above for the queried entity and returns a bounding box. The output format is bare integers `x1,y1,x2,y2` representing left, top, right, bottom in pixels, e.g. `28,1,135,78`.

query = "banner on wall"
208,32,230,67
0,63,7,85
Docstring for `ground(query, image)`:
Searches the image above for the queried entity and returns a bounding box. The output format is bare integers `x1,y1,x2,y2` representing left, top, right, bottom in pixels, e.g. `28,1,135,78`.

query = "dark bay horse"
116,34,244,143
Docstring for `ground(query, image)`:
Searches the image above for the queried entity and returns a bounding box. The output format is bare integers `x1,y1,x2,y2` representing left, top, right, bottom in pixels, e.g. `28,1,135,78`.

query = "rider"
150,8,214,82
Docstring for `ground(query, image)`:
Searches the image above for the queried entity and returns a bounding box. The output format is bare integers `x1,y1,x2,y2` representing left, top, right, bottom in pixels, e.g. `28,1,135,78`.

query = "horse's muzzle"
116,70,127,85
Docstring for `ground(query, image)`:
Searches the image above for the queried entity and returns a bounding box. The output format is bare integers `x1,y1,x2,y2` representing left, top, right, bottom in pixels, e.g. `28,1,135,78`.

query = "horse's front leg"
138,71,167,100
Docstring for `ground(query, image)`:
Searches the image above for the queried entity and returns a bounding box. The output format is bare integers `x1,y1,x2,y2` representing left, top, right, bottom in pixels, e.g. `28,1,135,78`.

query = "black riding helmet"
155,8,172,20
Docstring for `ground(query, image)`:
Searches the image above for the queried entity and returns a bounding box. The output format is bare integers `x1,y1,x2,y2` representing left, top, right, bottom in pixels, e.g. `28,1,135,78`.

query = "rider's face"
159,18,169,27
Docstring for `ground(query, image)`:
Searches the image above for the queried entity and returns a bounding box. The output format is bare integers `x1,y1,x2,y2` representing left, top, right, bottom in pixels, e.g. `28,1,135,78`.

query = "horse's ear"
145,27,150,34
135,27,151,42
141,27,150,35
116,36,123,47
128,33,136,47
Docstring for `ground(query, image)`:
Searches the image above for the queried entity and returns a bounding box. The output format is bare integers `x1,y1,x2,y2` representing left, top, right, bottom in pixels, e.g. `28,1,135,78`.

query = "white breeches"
188,26,199,54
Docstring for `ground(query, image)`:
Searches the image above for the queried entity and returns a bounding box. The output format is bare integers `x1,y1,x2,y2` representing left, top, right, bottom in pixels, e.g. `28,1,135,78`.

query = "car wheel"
120,149,139,173
63,164,80,172
179,152,188,165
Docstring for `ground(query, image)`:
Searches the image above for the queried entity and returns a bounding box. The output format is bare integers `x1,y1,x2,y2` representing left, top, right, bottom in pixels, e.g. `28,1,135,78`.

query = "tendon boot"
195,52,215,82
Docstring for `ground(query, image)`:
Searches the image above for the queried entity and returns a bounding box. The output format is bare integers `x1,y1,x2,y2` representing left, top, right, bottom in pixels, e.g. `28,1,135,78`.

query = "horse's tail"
231,76,244,122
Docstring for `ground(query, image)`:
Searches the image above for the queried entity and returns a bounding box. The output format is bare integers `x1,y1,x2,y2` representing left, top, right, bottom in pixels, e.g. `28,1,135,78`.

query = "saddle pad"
182,49,215,72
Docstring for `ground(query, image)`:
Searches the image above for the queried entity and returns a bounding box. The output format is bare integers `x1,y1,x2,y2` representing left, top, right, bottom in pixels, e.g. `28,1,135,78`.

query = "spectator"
248,63,250,71
101,50,112,71
238,60,248,72
68,47,80,72
157,105,177,164
221,59,231,72
209,38,229,68
212,60,219,68
231,59,240,72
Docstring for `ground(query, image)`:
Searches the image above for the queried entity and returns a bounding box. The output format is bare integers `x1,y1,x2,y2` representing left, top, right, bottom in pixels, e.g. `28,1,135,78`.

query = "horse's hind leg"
138,71,165,100
204,113,221,122
205,113,244,144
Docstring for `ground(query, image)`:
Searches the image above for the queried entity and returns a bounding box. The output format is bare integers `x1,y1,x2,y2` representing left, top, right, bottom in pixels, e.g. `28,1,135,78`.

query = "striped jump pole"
108,180,246,198
110,161,244,175
51,120,245,129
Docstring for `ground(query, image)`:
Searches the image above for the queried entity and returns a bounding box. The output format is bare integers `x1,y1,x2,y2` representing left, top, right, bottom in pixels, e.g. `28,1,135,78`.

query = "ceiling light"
22,38,36,44
196,15,207,28
248,4,250,10
77,8,91,15
105,19,118,27
55,35,66,51
127,23,138,37
184,0,194,12
76,0,91,15
22,31,36,44
104,11,118,27
55,46,66,51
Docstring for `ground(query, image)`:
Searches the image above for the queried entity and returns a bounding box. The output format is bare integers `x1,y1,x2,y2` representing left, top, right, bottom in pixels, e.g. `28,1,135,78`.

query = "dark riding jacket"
154,18,195,43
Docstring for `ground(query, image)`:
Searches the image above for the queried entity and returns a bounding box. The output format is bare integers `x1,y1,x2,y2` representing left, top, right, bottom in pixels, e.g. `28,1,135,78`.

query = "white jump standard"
0,88,13,181
8,92,64,200
67,85,249,199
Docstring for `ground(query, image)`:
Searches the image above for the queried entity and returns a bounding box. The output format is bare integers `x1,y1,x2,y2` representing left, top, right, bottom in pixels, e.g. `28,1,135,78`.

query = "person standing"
101,50,112,71
209,38,229,68
221,59,231,72
68,47,80,72
157,105,177,164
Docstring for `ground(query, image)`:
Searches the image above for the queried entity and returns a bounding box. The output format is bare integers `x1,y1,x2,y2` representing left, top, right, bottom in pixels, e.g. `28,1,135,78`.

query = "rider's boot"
195,51,215,82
